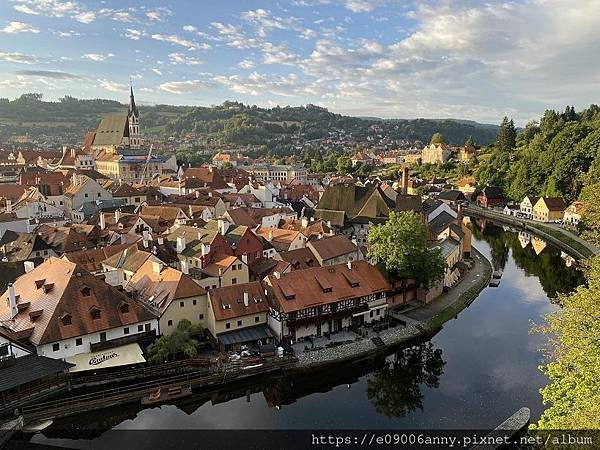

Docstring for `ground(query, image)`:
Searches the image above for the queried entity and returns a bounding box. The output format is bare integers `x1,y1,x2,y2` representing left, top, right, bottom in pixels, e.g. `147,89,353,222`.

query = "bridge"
464,206,599,260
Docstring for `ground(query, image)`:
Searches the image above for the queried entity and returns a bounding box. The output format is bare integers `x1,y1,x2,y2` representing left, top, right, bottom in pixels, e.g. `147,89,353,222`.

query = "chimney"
274,271,281,279
347,260,352,270
114,209,121,222
158,237,164,245
268,230,273,240
151,261,162,274
176,236,186,253
195,190,200,199
218,268,223,277
23,261,34,273
71,148,76,158
5,199,11,213
218,218,227,236
62,145,68,156
208,192,212,198
243,292,249,307
99,212,106,230
402,166,409,195
8,283,18,318
188,204,193,218
71,173,77,186
241,254,248,264
301,217,309,228
202,243,210,256
457,204,464,225
142,230,149,247
181,260,189,274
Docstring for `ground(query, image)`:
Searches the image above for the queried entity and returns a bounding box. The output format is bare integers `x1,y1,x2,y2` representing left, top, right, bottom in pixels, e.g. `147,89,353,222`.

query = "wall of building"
159,294,208,335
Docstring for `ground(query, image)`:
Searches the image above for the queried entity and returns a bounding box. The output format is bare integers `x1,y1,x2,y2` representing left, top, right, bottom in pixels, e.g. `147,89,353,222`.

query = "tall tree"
368,211,445,303
147,319,201,363
430,132,445,145
464,135,476,147
534,256,600,429
496,116,517,152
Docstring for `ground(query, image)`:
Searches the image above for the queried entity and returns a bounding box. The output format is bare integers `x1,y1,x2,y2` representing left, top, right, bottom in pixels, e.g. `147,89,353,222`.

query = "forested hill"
164,101,498,145
0,94,498,145
476,105,600,204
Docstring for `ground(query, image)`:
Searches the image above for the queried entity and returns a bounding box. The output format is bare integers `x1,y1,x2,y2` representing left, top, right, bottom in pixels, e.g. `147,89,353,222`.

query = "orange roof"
208,281,268,321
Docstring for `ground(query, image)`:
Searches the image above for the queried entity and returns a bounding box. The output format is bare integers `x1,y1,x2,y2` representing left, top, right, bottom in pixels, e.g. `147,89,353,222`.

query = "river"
31,221,584,446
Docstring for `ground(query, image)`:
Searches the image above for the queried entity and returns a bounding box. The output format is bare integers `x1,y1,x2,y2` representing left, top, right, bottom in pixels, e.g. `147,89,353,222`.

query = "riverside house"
532,197,566,222
264,261,390,343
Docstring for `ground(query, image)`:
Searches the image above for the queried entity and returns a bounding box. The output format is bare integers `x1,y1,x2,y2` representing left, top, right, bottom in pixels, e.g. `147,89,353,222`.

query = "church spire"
129,78,139,118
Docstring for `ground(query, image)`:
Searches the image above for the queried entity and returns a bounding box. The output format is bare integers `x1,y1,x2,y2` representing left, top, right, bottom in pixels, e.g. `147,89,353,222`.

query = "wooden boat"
141,385,192,406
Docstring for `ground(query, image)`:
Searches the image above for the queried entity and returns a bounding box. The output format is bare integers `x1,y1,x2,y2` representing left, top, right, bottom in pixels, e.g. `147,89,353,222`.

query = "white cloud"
0,76,32,90
151,68,162,75
98,78,128,92
74,11,95,23
214,72,311,98
261,42,299,65
146,7,172,22
12,0,80,17
123,28,144,40
342,0,384,13
183,25,197,32
2,21,40,33
0,52,37,64
159,80,211,94
168,53,203,65
82,53,114,62
238,59,256,69
151,34,209,51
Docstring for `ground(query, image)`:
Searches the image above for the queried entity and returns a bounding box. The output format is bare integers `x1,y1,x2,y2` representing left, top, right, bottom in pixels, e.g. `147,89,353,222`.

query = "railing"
90,329,157,352
20,356,296,422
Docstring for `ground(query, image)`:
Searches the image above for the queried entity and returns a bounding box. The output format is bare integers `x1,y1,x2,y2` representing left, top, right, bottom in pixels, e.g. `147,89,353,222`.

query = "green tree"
579,183,600,246
534,256,600,429
430,132,445,144
464,135,475,147
147,319,202,363
366,343,445,418
496,116,517,153
367,211,446,303
336,155,352,174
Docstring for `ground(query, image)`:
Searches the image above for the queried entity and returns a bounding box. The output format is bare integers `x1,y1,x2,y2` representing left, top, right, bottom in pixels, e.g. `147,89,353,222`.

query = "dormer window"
43,283,54,294
119,302,130,314
90,307,101,320
35,279,46,289
81,286,91,297
60,313,72,326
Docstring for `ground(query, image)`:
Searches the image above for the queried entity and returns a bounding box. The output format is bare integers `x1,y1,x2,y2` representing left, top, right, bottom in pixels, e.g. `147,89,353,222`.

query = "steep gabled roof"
92,113,129,147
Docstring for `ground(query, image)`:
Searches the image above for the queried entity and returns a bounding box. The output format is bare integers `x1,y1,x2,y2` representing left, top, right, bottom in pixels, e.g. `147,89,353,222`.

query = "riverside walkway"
464,206,599,259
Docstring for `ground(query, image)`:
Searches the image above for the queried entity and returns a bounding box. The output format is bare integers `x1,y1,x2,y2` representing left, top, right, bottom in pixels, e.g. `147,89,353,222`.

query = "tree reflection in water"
366,343,445,418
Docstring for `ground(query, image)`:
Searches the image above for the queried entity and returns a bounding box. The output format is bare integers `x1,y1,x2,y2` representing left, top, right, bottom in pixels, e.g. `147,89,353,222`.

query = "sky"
0,0,599,125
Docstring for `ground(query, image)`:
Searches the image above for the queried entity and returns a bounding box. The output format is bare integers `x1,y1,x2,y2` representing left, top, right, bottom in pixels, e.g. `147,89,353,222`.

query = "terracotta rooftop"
208,281,268,321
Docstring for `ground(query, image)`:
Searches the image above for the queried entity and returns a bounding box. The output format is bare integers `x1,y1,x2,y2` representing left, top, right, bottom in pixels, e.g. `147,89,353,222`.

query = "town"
1,86,596,437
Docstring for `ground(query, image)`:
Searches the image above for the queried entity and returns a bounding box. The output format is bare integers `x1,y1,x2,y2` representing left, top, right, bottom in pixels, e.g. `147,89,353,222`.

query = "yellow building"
421,143,451,164
206,281,271,351
532,197,566,222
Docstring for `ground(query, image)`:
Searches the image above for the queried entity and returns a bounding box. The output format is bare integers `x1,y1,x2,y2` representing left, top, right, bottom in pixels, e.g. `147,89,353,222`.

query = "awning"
217,325,273,347
65,343,146,372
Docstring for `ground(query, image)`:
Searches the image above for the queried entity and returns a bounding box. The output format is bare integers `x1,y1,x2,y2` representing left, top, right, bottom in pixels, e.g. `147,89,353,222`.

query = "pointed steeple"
128,79,139,118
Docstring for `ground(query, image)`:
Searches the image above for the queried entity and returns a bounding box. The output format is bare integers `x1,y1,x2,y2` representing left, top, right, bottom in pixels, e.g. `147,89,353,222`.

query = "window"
168,320,173,326
84,193,89,198
369,311,374,318
180,301,184,308
199,313,204,320
145,323,151,332
90,308,101,320
193,299,197,306
99,332,106,342
76,338,82,346
255,316,260,323
81,287,91,297
61,313,72,326
232,278,237,285
52,343,59,352
119,303,130,314
225,322,231,329
138,325,144,332
97,193,101,198
124,327,129,335
237,320,242,327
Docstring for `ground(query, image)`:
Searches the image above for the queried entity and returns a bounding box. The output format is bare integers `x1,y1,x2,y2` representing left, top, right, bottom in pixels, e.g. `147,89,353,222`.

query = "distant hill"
0,94,498,146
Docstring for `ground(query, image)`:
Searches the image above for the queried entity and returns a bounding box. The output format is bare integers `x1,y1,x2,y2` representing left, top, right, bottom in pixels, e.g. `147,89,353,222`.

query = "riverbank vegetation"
535,256,600,429
147,320,202,363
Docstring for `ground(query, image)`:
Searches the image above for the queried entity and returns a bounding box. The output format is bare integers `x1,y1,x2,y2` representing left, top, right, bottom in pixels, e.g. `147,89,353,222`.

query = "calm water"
33,222,584,446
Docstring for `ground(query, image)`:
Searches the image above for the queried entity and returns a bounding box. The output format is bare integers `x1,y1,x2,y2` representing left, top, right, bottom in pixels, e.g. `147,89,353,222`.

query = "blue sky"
1,0,599,124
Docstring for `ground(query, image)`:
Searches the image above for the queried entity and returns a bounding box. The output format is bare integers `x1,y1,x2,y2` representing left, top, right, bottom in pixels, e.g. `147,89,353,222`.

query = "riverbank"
294,247,492,369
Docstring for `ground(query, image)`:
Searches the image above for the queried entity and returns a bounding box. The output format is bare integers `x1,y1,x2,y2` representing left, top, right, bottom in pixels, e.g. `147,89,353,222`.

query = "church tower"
128,83,141,149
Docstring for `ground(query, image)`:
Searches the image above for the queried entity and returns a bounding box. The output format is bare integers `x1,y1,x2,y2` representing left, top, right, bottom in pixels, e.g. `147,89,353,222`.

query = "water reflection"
366,343,445,418
471,221,584,298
